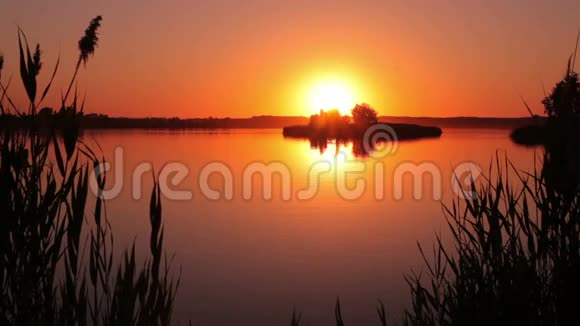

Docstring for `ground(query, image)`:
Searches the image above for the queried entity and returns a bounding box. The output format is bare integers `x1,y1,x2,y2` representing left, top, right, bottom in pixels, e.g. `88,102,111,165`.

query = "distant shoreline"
0,114,541,130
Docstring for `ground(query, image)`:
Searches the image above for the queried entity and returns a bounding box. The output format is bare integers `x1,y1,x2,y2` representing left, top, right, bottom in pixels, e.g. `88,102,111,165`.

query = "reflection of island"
304,132,441,158
283,105,442,157
303,138,387,158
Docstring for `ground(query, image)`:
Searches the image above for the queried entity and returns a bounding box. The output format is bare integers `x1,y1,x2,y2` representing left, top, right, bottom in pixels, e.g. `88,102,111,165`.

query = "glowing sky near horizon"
0,0,579,118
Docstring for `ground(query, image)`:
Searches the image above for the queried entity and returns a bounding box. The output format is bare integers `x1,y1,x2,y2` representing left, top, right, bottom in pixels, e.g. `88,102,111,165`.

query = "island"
283,105,442,141
283,122,442,140
510,122,546,146
511,64,579,146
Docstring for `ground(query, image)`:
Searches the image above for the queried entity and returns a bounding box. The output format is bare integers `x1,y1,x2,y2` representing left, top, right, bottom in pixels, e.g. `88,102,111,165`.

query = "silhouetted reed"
289,298,389,326
288,57,580,325
403,57,580,325
64,15,102,103
0,17,178,325
289,148,579,326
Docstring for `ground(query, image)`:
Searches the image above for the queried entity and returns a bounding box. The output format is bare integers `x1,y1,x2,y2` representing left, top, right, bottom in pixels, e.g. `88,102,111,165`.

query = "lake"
83,128,537,325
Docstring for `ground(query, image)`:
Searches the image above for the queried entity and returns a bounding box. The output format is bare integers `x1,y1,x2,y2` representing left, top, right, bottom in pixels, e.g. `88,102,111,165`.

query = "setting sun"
307,80,356,116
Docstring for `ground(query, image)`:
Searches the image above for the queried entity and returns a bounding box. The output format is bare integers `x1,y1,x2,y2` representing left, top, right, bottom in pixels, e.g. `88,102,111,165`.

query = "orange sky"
0,0,579,118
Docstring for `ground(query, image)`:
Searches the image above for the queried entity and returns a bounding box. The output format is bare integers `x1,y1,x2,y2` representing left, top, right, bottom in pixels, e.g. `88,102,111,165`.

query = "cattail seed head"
78,16,102,66
33,44,42,76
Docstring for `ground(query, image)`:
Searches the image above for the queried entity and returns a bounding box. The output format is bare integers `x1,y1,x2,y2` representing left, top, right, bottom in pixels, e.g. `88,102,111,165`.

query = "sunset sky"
0,0,579,118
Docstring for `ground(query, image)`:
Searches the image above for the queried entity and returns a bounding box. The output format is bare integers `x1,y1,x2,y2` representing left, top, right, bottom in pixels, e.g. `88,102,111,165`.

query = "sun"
307,80,356,116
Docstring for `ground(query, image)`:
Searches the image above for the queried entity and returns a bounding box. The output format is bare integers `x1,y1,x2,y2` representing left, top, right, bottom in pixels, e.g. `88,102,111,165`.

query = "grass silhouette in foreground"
0,17,178,325
289,60,580,325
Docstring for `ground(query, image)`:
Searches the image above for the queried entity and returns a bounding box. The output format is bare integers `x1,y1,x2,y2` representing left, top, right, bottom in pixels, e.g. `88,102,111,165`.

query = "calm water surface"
83,128,536,325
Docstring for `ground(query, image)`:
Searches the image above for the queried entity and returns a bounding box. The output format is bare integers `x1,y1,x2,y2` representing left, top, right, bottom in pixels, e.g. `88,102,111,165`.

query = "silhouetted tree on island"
543,60,580,119
309,108,350,129
351,103,378,126
512,48,580,146
542,60,580,202
285,104,440,157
